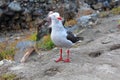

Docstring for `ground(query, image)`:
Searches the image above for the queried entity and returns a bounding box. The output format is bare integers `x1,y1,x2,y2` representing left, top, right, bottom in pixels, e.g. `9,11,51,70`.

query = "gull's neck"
51,19,65,32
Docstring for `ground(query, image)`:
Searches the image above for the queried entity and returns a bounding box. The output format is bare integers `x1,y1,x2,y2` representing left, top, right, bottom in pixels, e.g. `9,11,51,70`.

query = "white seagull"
48,12,83,62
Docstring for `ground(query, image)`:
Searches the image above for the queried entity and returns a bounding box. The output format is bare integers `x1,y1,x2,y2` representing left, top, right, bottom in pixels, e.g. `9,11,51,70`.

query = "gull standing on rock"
48,12,83,62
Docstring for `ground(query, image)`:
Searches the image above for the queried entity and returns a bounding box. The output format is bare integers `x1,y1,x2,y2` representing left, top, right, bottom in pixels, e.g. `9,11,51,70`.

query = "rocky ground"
0,14,120,80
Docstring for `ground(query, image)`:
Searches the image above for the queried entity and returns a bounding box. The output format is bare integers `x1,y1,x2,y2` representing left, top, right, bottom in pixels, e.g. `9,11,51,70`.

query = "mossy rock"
111,7,120,15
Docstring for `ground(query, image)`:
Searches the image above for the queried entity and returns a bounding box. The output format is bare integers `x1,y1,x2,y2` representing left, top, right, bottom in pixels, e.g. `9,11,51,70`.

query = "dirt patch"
110,44,120,51
43,66,61,76
88,51,102,58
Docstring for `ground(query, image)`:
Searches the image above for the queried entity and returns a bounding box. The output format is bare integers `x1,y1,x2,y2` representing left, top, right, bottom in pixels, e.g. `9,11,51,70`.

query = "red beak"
57,17,62,20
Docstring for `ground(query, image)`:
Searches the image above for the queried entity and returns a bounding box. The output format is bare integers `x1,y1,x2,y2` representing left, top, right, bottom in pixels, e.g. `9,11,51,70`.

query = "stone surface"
0,1,120,80
0,0,82,31
1,15,119,80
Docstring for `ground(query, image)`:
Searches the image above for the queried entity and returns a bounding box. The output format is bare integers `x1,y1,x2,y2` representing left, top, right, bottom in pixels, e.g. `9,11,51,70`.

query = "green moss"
29,32,37,41
0,48,15,60
111,6,120,15
29,32,55,50
1,73,17,80
37,35,55,50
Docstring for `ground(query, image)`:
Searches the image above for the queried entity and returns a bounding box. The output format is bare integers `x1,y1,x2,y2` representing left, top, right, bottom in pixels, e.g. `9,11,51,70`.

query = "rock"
0,0,50,31
8,1,22,12
91,13,99,20
101,37,112,44
0,0,7,8
77,15,91,27
4,10,15,16
0,0,99,31
22,8,30,14
109,29,116,33
82,9,94,15
29,0,34,2
0,1,45,30
0,60,4,66
77,13,98,28
92,2,103,10
0,9,3,17
85,0,120,11
14,36,21,40
16,41,35,51
32,9,44,16
2,59,13,64
84,0,97,5
78,2,94,16
0,59,13,66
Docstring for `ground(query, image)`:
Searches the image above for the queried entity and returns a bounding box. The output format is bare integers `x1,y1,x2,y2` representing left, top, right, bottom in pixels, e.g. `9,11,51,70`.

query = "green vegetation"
37,35,55,50
0,73,18,80
28,32,55,50
29,32,37,41
0,42,16,60
0,32,55,61
111,6,120,15
0,47,15,60
99,7,120,18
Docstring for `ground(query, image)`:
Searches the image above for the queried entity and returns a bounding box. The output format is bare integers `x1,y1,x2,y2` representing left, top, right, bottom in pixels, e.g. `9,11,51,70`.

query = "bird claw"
55,57,63,62
63,58,70,63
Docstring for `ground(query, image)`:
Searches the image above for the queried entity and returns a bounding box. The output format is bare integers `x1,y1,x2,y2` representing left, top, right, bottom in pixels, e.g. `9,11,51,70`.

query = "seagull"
48,12,83,62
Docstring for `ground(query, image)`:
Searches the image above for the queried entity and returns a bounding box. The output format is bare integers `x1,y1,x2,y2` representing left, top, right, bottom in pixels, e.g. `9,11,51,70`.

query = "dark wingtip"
77,37,84,41
67,31,84,43
73,37,84,43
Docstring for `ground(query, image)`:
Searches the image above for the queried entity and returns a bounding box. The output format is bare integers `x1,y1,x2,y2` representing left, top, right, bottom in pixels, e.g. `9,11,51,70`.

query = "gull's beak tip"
57,17,62,20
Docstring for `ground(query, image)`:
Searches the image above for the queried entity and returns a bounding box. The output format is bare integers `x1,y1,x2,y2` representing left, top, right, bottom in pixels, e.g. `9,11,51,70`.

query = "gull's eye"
53,15,56,18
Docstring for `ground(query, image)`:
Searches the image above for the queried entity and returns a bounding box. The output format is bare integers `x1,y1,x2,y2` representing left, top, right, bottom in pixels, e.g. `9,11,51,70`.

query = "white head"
48,12,62,21
47,12,63,28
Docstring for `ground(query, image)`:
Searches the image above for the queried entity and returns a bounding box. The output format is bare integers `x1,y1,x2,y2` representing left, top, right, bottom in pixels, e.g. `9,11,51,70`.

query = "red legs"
64,49,70,63
55,48,63,62
55,49,71,63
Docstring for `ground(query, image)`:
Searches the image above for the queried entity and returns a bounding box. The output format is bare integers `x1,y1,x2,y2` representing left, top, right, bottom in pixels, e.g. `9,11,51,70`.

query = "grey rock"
0,0,6,7
0,60,4,66
8,1,22,12
92,2,103,10
77,15,91,27
0,59,13,66
16,41,35,51
0,9,3,17
77,13,98,28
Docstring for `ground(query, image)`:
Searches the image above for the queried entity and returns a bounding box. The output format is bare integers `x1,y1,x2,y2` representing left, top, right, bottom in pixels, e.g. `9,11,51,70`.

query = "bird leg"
64,49,70,62
55,48,63,62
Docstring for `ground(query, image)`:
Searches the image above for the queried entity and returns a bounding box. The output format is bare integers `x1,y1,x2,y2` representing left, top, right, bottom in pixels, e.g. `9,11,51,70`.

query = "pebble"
0,60,4,66
0,59,13,66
